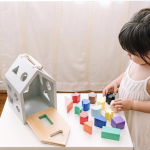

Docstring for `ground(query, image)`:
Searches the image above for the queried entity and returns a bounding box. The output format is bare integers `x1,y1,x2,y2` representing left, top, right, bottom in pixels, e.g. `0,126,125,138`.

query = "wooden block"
82,99,90,111
101,126,121,141
88,92,97,104
110,100,119,113
94,114,106,128
97,98,105,110
111,116,125,129
26,107,70,146
105,109,114,121
65,96,73,113
83,120,93,135
75,105,82,115
106,93,115,105
91,105,102,117
71,93,80,103
80,112,88,125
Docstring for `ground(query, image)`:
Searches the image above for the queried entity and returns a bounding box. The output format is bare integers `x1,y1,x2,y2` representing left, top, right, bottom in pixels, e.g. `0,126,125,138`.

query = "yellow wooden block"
105,109,114,121
97,98,105,110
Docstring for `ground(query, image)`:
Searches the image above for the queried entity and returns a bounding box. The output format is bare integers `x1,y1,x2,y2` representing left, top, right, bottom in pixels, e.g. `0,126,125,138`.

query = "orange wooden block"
83,120,93,135
65,96,73,113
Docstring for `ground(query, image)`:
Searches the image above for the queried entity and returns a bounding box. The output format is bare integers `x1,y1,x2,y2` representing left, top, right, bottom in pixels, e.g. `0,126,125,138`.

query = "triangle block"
84,120,93,127
84,120,93,135
65,96,73,113
12,66,19,74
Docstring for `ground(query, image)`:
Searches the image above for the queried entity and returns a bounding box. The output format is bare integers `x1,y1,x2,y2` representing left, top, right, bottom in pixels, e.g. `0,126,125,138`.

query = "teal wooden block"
101,126,121,141
75,105,82,115
91,105,102,117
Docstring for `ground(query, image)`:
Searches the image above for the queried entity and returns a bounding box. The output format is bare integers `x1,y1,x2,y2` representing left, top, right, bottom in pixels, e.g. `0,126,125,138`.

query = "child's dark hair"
119,8,150,65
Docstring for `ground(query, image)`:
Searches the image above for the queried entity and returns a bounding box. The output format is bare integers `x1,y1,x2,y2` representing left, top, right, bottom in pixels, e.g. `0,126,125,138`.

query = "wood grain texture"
0,93,7,117
26,107,70,146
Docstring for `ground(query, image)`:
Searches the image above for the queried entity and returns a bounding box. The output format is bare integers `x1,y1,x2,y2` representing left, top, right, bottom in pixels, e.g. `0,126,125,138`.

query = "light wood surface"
26,107,70,146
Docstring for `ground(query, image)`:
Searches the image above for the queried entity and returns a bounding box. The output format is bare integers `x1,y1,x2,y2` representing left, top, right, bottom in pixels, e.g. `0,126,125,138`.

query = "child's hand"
102,81,118,97
113,98,133,111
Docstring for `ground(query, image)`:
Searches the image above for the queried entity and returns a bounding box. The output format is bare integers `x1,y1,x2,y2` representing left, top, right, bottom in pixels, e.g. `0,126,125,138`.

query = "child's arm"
102,72,125,96
113,98,150,113
132,100,150,113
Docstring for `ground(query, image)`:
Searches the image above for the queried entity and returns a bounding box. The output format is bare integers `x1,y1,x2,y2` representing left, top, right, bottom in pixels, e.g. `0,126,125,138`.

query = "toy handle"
21,54,43,70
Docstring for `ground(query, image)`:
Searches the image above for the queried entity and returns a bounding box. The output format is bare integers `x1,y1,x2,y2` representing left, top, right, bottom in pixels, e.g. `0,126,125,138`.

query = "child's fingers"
114,101,122,105
113,85,118,95
102,89,106,97
114,99,122,102
115,105,122,108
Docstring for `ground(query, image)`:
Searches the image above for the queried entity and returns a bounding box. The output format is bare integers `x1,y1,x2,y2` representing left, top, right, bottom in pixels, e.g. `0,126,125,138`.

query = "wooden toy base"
26,107,70,146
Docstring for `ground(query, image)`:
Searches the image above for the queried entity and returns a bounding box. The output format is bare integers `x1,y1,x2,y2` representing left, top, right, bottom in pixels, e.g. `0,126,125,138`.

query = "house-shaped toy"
5,54,57,124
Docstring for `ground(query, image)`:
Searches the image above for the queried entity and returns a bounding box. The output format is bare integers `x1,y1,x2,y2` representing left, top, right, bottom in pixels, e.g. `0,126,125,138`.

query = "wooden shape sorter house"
5,54,70,146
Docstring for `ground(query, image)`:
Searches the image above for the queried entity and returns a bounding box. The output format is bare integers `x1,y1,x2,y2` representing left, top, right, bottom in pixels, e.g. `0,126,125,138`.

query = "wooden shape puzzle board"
26,107,70,146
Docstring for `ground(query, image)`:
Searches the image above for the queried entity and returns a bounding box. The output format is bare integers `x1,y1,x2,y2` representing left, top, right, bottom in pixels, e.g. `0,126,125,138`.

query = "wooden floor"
0,93,7,117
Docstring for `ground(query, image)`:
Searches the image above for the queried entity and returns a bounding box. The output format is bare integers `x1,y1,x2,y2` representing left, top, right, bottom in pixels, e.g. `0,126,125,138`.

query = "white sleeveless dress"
118,61,150,150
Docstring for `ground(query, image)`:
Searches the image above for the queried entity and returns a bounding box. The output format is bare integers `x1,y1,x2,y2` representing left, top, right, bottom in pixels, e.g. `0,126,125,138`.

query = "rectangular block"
101,126,121,141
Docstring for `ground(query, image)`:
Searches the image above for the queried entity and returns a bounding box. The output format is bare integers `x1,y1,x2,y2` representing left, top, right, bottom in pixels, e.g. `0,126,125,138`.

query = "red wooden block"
71,92,80,103
80,112,88,125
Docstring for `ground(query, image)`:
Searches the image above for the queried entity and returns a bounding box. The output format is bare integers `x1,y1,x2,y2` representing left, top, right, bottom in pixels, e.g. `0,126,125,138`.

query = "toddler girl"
103,8,150,150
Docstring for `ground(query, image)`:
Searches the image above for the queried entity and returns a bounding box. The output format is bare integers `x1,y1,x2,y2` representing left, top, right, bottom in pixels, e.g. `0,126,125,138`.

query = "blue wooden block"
91,105,102,117
82,99,90,111
94,115,107,128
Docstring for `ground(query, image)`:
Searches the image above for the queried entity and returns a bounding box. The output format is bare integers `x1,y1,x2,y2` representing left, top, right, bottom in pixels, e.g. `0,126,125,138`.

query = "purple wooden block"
111,116,125,129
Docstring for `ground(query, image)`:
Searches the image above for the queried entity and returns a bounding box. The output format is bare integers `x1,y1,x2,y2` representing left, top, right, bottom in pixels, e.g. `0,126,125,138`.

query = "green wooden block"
101,126,121,141
75,105,82,115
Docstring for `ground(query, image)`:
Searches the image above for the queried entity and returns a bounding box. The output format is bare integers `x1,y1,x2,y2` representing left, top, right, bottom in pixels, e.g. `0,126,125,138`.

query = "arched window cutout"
12,66,19,74
39,75,43,85
46,81,51,91
43,91,50,101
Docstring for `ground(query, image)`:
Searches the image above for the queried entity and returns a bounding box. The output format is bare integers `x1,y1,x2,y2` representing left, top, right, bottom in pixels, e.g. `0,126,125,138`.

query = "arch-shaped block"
82,99,90,111
91,105,102,117
111,116,125,129
71,93,80,103
80,112,88,125
88,92,97,104
94,114,106,128
105,109,114,121
75,105,82,115
97,98,105,110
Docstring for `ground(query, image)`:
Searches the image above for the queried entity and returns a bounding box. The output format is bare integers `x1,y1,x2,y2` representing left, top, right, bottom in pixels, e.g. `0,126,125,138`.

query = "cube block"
111,116,125,129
